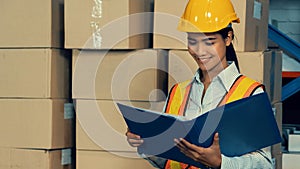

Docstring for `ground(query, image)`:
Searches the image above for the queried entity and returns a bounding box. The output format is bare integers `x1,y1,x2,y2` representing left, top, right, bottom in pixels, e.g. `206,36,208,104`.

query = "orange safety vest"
164,75,264,169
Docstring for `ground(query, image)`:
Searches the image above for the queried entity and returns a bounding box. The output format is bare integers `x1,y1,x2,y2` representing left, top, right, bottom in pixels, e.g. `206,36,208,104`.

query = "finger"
126,132,141,139
179,138,201,151
174,138,189,150
128,138,144,147
212,133,220,146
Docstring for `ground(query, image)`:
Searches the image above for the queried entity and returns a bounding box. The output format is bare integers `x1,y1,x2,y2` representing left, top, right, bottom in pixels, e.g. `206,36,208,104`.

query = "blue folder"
117,93,282,168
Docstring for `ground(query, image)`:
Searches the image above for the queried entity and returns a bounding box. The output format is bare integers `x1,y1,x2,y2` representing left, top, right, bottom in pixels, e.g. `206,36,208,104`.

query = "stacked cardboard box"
0,0,73,169
167,50,198,89
0,148,71,169
0,0,64,48
282,153,300,169
72,49,168,101
65,0,153,49
75,99,165,169
153,0,189,49
237,50,283,104
65,0,169,168
72,49,167,169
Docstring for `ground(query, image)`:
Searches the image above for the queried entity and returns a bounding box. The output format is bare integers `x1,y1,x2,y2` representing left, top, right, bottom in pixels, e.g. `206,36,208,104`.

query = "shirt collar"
192,62,241,92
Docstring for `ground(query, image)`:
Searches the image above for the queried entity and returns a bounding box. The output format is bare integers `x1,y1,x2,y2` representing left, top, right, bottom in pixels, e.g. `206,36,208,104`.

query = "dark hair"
215,27,240,72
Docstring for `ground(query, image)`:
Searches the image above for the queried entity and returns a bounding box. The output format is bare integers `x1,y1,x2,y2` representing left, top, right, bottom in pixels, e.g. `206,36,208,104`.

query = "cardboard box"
231,0,269,51
0,99,73,149
0,148,72,169
76,99,165,151
65,0,152,49
154,0,269,51
282,153,300,169
273,153,282,169
77,150,154,169
0,0,64,48
168,50,198,90
72,49,168,101
288,133,300,152
237,50,282,104
153,0,189,49
271,102,282,156
0,49,71,99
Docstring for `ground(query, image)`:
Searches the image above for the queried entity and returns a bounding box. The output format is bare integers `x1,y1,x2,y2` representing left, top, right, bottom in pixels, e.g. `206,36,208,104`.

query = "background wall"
269,0,300,72
269,0,300,43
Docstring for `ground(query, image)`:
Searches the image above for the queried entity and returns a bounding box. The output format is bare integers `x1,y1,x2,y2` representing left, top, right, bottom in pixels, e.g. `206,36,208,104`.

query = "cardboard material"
237,50,282,104
272,153,282,169
288,133,300,152
231,0,269,51
153,0,189,49
153,0,269,51
0,0,64,48
77,150,154,169
271,102,283,157
0,49,71,99
76,99,165,151
168,50,198,90
0,99,73,149
65,0,152,49
72,49,168,101
0,148,72,169
282,153,300,169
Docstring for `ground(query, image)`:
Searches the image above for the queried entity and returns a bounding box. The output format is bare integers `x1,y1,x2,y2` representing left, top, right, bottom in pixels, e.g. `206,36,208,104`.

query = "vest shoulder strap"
219,75,264,106
165,80,192,116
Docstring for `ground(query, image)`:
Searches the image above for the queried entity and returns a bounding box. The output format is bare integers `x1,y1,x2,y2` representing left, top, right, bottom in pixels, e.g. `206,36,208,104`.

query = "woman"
126,0,273,168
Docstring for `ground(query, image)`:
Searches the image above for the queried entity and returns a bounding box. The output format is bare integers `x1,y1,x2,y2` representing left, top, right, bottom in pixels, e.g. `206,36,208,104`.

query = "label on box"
272,107,276,116
253,1,262,20
61,148,72,165
64,103,75,119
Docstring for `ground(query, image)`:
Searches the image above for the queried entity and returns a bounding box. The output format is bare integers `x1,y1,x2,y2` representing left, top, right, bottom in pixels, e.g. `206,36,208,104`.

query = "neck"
201,62,228,84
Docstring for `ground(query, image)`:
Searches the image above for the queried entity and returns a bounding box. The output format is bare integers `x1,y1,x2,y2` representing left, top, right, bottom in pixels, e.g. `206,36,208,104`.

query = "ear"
225,31,233,46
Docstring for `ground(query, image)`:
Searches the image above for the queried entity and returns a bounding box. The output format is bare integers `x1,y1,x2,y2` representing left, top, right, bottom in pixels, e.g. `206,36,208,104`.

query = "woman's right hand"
126,130,144,147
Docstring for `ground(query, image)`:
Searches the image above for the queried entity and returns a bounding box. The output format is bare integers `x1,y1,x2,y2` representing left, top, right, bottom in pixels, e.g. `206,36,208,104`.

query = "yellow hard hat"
177,0,240,33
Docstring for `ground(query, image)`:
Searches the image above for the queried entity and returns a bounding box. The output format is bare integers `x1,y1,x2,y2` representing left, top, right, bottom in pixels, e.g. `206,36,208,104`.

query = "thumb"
212,133,220,146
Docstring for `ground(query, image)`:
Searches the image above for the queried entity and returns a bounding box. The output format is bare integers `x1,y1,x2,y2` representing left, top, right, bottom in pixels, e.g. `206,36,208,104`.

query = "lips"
195,56,212,63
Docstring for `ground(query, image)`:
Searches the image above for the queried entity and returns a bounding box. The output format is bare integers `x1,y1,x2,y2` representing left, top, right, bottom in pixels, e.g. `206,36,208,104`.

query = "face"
187,32,231,74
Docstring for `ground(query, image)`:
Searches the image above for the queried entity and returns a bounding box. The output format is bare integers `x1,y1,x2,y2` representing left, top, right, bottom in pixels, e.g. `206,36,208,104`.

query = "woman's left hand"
174,133,221,169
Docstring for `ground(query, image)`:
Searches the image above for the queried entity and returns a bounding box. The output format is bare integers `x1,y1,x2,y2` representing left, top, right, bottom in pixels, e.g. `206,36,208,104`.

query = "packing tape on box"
91,0,103,48
91,22,102,48
253,0,262,20
61,148,72,165
92,0,103,18
64,103,75,120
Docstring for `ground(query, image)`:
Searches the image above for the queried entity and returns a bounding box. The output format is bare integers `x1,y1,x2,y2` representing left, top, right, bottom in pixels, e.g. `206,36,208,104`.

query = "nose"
189,43,207,58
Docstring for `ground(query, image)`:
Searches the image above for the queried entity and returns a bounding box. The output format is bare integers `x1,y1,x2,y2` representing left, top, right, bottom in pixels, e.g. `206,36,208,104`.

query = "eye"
205,41,215,46
188,39,197,46
188,41,197,46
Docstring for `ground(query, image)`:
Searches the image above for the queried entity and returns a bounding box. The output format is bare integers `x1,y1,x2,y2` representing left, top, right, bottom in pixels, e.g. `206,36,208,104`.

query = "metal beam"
268,24,300,62
282,77,300,101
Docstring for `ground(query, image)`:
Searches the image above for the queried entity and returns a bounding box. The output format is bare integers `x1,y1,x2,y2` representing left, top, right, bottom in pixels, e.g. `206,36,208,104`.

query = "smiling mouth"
195,56,212,61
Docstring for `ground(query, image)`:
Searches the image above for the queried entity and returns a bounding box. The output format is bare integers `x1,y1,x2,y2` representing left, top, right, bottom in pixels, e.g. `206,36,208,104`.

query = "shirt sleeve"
221,147,274,169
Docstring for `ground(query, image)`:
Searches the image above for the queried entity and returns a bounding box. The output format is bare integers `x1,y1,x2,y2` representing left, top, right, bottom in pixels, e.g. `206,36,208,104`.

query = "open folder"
117,93,281,168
